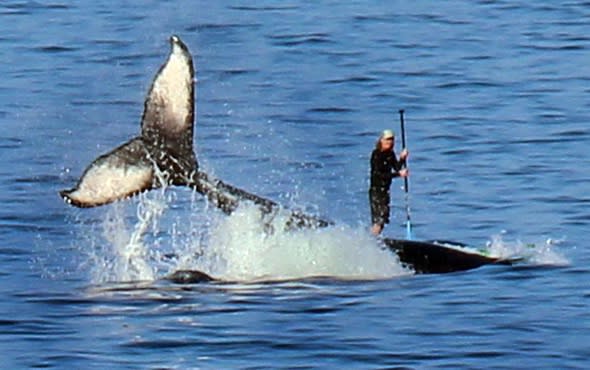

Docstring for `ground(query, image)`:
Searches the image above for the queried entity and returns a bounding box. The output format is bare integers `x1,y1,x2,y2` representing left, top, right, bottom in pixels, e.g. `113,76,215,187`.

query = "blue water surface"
1,1,589,368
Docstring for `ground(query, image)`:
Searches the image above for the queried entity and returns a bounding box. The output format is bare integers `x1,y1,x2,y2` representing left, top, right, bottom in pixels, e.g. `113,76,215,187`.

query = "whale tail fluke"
60,36,197,208
60,36,332,229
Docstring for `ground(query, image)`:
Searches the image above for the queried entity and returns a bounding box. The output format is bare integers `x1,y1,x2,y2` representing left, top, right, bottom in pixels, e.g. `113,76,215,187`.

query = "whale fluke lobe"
60,138,154,207
141,35,197,184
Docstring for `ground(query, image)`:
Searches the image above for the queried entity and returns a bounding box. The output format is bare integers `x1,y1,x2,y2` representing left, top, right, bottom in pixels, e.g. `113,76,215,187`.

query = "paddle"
399,109,412,240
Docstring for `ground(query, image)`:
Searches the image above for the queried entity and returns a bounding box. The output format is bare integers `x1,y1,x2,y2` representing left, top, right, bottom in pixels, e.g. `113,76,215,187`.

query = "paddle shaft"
399,109,412,239
399,110,409,193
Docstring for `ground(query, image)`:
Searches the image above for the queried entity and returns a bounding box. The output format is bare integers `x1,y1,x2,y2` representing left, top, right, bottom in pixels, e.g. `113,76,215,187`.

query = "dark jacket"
370,149,404,194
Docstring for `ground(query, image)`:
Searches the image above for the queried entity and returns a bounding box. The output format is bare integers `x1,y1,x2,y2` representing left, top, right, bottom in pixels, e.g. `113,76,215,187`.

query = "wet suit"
369,149,405,227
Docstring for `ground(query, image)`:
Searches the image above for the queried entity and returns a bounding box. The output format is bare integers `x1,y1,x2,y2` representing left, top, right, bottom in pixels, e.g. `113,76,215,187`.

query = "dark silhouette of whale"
60,36,515,277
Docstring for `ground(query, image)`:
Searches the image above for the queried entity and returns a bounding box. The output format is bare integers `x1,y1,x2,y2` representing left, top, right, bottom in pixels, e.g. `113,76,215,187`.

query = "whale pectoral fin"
60,138,155,208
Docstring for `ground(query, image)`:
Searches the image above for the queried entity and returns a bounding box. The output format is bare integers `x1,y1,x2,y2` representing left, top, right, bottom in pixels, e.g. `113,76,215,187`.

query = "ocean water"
1,1,589,368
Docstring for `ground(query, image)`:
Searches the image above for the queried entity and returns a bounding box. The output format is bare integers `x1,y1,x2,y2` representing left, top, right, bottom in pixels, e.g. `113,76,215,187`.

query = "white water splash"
485,233,569,266
77,188,571,285
197,204,410,282
82,191,168,284
80,189,409,284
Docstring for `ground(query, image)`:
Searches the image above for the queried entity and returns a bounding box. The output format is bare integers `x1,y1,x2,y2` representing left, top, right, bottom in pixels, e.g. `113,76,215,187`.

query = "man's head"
379,129,395,151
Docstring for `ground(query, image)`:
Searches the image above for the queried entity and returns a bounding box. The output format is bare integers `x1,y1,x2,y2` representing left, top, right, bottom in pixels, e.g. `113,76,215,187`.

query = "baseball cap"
381,129,395,139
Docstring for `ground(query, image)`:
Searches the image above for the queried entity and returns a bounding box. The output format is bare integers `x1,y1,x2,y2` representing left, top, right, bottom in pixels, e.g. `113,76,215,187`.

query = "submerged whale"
61,36,514,277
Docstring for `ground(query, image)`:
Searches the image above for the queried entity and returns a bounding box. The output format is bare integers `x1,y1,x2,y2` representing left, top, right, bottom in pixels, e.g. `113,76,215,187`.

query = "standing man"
369,129,409,235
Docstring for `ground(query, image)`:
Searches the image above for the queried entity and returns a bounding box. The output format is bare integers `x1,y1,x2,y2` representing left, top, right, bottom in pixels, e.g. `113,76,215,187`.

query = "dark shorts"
369,189,390,226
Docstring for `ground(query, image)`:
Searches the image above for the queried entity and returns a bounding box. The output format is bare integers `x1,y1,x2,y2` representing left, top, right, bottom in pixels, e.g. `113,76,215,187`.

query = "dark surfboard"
384,238,513,274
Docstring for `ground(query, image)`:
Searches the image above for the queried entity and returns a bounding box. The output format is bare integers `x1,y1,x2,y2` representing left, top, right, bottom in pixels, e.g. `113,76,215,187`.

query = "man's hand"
400,149,409,161
399,168,409,177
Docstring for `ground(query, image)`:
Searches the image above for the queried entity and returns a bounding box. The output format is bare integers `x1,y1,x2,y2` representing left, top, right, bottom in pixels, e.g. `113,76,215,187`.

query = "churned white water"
201,204,410,281
485,233,569,266
83,194,167,283
82,190,410,284
80,188,568,285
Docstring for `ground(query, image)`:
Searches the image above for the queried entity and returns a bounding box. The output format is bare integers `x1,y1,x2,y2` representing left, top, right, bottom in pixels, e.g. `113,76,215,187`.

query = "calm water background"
1,1,589,368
